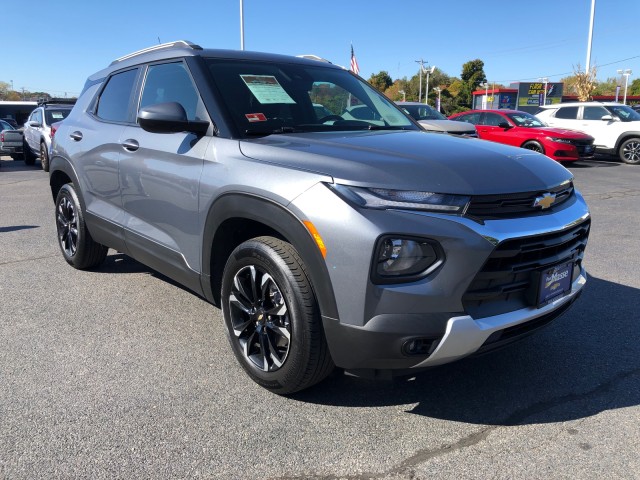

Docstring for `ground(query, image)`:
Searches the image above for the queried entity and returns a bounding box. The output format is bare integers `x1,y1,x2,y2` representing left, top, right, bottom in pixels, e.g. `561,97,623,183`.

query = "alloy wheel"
57,195,78,257
228,265,291,372
622,140,640,164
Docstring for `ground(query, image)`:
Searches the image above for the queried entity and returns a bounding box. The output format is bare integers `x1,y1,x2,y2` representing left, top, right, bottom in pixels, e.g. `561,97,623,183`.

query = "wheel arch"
614,131,640,152
201,193,339,320
49,156,81,205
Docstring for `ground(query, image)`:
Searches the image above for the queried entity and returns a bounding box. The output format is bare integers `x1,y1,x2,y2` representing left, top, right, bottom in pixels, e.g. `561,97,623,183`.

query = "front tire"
221,236,334,394
40,142,50,172
23,140,36,165
55,184,108,269
619,138,640,165
522,140,544,154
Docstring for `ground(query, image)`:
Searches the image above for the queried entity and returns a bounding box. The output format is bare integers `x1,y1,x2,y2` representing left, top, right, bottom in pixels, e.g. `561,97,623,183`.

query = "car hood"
239,130,572,195
418,119,476,134
527,127,594,139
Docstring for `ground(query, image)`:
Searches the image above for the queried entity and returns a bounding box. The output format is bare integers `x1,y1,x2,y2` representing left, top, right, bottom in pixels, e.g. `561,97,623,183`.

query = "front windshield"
506,111,546,128
205,58,417,137
606,104,640,122
401,104,447,121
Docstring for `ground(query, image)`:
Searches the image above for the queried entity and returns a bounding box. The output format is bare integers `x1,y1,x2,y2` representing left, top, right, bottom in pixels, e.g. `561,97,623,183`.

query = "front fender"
201,192,339,320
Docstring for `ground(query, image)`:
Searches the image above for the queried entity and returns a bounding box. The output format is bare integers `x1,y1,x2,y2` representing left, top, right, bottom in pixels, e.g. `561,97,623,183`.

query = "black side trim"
201,193,339,320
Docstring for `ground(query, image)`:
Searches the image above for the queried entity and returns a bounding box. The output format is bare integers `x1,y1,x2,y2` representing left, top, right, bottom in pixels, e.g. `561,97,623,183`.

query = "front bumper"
322,269,585,372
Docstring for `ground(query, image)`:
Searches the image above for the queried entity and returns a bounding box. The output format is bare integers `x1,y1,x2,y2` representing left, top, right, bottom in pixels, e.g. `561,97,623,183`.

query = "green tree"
0,81,10,99
368,71,393,93
592,77,618,96
628,78,640,96
458,59,486,108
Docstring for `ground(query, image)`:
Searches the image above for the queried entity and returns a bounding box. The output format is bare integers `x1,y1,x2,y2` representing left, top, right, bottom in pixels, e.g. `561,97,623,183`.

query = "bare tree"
573,64,598,101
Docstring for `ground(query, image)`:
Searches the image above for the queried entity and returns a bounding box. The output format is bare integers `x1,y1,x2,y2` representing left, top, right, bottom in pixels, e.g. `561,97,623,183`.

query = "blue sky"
3,0,638,97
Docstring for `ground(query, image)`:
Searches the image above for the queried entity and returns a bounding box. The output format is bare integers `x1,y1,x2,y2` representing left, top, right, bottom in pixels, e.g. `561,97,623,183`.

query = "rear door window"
96,68,139,123
554,107,578,119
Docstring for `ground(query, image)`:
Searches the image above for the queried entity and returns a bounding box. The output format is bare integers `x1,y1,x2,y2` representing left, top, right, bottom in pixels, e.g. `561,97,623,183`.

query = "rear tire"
40,142,50,172
55,183,108,269
522,140,544,154
221,236,334,394
23,140,36,165
619,138,640,165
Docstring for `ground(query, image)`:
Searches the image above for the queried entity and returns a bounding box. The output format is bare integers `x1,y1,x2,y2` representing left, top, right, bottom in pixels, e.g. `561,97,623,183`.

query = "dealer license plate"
536,262,573,307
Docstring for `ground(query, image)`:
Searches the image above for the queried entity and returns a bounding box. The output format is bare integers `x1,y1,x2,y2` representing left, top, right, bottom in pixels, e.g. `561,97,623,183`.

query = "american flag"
350,45,360,75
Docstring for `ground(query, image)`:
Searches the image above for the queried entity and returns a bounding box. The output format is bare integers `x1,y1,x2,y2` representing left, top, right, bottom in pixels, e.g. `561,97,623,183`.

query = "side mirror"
29,121,42,128
601,114,613,121
498,122,512,129
137,102,209,135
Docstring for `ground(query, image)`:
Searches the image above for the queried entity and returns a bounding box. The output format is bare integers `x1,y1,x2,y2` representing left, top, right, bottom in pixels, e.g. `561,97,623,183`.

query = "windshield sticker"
245,113,267,122
240,75,296,104
51,112,65,119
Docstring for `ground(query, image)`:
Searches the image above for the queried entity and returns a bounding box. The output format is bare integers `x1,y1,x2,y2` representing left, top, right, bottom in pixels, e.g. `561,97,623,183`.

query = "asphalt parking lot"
1,154,639,479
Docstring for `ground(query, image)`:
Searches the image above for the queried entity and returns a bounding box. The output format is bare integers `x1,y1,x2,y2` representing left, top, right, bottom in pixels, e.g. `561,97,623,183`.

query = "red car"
449,109,595,162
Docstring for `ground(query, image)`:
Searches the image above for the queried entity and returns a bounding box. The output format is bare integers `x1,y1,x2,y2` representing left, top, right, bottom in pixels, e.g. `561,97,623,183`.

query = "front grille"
462,218,590,318
569,139,595,156
466,182,574,220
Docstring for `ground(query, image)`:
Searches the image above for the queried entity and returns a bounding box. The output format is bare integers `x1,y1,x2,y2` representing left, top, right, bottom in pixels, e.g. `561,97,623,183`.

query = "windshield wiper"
245,126,299,136
367,125,412,130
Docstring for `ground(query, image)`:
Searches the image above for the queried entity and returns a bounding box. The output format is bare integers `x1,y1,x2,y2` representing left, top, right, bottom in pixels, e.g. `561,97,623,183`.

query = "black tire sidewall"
221,238,317,393
523,141,544,154
55,184,106,269
40,143,49,171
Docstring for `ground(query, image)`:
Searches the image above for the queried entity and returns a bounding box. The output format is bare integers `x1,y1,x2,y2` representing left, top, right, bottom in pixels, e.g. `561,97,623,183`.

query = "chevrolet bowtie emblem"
533,193,557,209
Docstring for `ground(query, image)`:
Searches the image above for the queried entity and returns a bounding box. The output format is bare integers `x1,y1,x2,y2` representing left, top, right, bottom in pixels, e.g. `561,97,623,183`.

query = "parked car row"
442,101,640,165
0,99,74,171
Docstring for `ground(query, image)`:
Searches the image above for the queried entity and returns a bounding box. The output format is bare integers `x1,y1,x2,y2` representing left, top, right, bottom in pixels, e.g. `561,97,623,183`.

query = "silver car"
396,101,477,137
49,41,590,394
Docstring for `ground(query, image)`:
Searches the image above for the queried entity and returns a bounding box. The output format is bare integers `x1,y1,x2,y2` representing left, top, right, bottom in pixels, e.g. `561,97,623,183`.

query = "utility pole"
415,59,426,103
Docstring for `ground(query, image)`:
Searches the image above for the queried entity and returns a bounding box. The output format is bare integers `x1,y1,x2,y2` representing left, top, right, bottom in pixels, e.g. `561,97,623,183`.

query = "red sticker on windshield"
245,113,267,122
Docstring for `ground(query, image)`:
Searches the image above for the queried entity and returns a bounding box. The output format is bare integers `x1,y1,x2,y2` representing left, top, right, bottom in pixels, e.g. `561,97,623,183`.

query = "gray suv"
50,41,590,394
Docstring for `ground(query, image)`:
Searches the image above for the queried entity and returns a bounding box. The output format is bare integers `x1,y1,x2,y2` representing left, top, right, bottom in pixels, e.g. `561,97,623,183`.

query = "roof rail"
37,97,76,106
111,40,202,65
296,54,332,64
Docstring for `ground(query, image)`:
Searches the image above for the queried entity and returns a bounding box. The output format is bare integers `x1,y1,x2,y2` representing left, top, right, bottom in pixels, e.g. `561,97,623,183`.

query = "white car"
536,102,640,164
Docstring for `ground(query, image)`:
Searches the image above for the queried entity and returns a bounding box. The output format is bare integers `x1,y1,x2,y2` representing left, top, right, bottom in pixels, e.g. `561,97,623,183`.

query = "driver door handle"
69,131,83,141
122,139,139,151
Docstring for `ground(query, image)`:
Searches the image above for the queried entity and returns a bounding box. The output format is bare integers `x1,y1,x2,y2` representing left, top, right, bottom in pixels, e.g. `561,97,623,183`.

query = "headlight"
547,137,572,144
331,184,469,213
372,236,443,283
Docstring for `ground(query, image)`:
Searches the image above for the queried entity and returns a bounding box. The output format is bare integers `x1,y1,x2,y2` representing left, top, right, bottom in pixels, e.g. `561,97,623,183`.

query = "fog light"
402,338,439,356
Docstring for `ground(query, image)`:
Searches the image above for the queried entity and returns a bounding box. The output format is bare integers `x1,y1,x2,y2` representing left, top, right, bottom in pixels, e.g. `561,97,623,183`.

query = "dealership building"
472,82,640,113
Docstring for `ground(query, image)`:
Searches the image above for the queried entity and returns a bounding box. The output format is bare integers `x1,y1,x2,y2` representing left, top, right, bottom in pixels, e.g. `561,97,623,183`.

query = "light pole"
433,87,442,112
585,0,596,72
617,69,632,104
539,77,549,105
480,82,488,109
415,59,427,103
424,65,435,105
240,0,245,50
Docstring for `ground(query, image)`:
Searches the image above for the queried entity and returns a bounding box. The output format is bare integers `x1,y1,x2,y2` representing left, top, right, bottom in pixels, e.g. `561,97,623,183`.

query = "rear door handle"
121,139,139,151
70,131,83,141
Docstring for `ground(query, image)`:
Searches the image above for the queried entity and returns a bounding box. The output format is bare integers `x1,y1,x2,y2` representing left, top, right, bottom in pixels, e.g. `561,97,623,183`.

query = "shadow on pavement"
294,276,640,426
